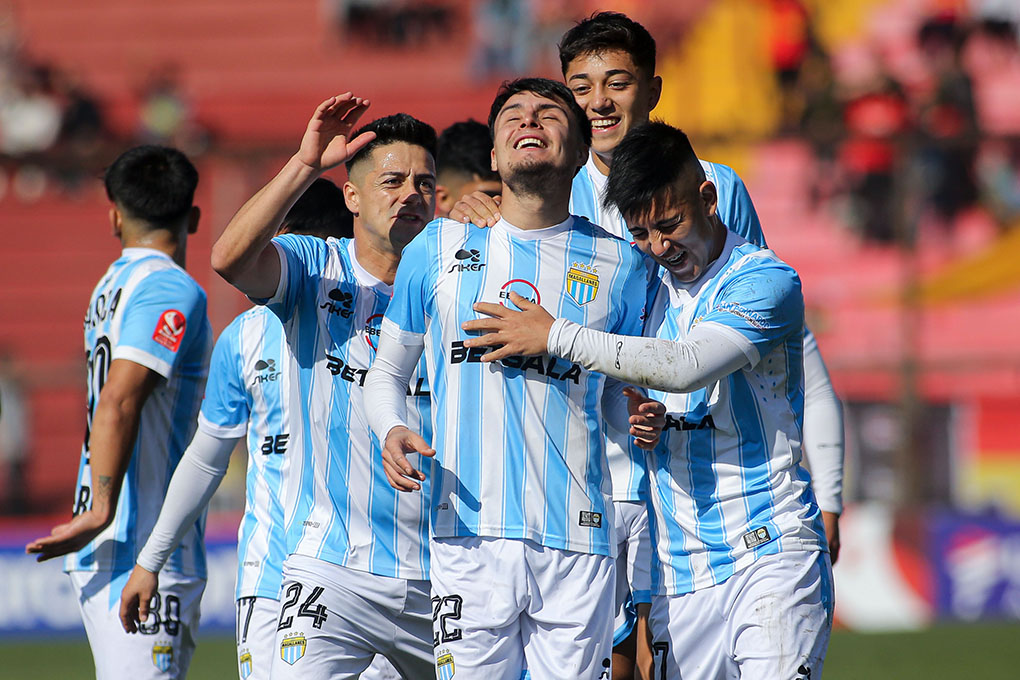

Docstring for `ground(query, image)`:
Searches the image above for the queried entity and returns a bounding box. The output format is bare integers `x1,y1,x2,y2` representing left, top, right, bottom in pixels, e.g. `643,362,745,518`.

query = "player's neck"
499,189,571,231
590,149,612,176
352,238,399,286
121,228,186,267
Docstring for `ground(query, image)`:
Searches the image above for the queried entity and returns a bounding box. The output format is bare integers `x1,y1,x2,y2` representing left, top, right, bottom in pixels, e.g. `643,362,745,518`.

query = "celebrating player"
434,120,502,218
364,77,664,680
117,179,394,680
27,146,211,680
462,122,834,680
210,95,437,679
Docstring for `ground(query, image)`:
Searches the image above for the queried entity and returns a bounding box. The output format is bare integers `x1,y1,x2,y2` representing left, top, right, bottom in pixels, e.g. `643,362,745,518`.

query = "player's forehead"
626,187,689,229
360,142,436,180
495,91,570,122
565,48,645,81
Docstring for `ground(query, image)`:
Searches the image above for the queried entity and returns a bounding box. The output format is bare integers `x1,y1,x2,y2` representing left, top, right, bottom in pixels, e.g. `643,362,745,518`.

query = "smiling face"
564,49,661,171
626,180,725,283
490,90,588,197
344,141,436,252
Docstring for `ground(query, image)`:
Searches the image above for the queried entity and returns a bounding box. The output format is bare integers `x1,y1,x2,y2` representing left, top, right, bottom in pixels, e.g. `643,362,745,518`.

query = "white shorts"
429,536,616,680
270,555,433,680
649,550,834,680
236,596,277,680
612,501,652,646
70,569,204,680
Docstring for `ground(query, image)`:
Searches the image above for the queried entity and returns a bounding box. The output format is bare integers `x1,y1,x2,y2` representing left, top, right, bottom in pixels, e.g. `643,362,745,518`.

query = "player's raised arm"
211,94,375,299
26,359,160,560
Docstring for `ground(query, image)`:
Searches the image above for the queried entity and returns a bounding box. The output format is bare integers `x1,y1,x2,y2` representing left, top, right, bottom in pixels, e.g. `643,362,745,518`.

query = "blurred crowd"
767,1,1020,243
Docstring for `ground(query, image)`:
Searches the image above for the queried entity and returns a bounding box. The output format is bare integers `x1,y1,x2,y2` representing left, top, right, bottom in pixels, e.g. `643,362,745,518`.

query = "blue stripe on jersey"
503,234,534,536
452,226,483,535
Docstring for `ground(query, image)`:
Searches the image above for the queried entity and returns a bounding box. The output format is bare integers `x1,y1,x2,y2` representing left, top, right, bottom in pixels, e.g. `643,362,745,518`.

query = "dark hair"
104,145,198,229
604,122,705,223
436,120,499,183
487,77,591,149
558,11,657,77
280,177,353,239
345,113,437,174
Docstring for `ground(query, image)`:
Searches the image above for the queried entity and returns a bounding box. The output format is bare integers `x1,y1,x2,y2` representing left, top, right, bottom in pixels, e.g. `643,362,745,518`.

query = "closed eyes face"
491,91,586,176
627,182,720,283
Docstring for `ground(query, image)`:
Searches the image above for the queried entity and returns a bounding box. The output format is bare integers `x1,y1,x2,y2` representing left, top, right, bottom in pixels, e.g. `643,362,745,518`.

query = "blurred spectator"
977,137,1020,228
915,14,979,224
471,0,533,80
137,63,210,154
0,348,29,515
765,0,812,133
799,42,844,208
0,62,61,157
839,64,911,243
329,0,452,47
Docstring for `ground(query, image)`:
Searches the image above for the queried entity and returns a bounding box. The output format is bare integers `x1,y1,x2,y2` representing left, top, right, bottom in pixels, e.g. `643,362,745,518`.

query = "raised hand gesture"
295,93,377,171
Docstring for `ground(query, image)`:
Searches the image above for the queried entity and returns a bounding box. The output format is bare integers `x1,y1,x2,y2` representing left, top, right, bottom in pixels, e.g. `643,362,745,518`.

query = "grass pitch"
1,623,1017,678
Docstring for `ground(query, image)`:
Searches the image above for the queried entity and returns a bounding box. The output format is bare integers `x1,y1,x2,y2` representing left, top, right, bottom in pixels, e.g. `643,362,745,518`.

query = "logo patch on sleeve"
742,526,772,549
153,310,186,352
579,511,602,528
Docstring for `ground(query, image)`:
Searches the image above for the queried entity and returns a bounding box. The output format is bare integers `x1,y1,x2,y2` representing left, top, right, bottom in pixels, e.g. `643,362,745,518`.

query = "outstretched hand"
25,511,108,562
295,93,376,171
449,191,502,227
624,387,666,450
460,291,554,361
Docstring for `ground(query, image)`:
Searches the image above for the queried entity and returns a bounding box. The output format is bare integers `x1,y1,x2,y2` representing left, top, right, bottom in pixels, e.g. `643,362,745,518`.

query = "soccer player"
434,120,502,218
209,94,436,679
117,178,396,680
364,77,664,680
26,145,211,680
461,121,834,680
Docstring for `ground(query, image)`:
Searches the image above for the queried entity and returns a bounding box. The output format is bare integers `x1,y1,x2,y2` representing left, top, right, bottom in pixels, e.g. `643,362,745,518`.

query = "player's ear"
490,148,497,174
109,207,121,238
435,184,452,217
699,180,718,218
648,75,663,110
186,206,200,235
343,181,360,215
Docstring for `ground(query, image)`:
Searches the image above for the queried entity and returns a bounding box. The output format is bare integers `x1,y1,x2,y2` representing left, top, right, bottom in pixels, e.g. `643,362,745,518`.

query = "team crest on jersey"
280,634,307,665
152,643,173,672
239,651,253,678
566,263,599,305
153,309,186,352
436,649,456,679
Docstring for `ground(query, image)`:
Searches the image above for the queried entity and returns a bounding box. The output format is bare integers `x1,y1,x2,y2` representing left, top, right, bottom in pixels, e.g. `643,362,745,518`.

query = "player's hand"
625,387,666,450
381,426,435,492
119,565,159,633
822,510,840,565
461,292,554,361
449,191,502,227
294,93,376,172
25,511,109,562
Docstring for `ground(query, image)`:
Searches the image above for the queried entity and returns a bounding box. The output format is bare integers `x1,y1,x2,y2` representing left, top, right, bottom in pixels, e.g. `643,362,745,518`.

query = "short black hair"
345,113,437,175
558,11,657,77
487,77,591,149
104,145,198,229
604,122,705,224
280,177,353,239
436,120,499,183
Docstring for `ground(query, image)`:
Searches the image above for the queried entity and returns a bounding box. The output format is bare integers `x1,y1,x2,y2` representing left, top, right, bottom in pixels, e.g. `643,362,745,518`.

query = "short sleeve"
701,160,767,249
381,228,434,342
264,233,330,322
114,269,207,379
698,259,803,367
198,320,249,438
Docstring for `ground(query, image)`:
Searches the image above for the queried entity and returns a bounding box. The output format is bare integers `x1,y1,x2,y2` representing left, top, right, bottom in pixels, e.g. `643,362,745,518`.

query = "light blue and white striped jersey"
198,306,291,600
643,231,826,596
381,216,648,557
569,153,766,501
266,235,432,580
66,248,211,577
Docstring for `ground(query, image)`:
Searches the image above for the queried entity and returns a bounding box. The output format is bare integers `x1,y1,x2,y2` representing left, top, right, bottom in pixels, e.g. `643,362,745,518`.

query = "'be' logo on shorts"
280,635,307,665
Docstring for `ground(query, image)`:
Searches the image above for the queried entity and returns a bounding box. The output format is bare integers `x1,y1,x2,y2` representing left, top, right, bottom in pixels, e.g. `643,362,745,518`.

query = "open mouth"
664,250,688,269
590,117,620,132
514,136,547,150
